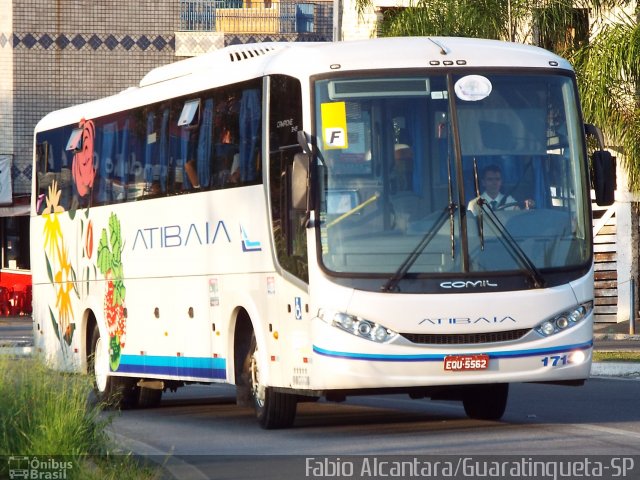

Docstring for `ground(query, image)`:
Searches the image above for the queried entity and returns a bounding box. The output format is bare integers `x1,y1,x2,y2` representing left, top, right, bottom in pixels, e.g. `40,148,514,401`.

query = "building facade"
0,0,333,314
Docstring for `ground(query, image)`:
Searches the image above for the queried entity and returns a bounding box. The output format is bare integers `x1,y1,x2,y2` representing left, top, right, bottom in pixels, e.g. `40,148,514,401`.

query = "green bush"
0,355,157,479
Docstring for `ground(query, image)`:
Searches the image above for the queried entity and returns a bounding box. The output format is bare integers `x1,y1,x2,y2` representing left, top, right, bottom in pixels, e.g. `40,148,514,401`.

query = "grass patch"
0,355,158,479
593,351,640,363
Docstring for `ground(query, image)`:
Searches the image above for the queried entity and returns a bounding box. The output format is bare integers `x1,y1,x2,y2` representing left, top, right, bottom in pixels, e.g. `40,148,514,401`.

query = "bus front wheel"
89,324,138,409
244,332,297,429
462,383,509,420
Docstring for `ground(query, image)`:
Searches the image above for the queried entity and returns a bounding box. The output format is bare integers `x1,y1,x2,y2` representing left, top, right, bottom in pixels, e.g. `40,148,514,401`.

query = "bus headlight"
318,310,398,343
534,301,593,337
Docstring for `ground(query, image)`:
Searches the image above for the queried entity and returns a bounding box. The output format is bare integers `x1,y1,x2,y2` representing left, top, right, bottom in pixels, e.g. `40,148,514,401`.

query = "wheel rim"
94,335,109,392
249,345,265,408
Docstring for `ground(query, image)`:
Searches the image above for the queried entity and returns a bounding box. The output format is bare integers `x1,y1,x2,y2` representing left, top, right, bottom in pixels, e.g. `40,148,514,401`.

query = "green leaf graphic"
109,335,121,371
70,265,80,298
97,229,112,275
45,252,53,284
49,307,60,341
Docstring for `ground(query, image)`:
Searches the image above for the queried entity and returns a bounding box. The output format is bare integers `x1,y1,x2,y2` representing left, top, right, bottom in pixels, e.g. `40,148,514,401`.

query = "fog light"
570,350,586,364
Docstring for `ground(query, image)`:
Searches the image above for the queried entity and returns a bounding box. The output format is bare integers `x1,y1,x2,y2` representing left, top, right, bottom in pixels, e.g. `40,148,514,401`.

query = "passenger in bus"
185,160,201,190
467,164,534,215
214,151,240,187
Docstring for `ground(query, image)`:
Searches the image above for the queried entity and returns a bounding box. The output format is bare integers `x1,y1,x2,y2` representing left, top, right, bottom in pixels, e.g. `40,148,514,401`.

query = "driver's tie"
490,200,497,209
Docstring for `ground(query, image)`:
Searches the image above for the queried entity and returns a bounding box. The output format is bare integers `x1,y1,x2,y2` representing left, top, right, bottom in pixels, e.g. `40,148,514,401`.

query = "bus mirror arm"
297,130,313,156
585,124,616,206
584,123,605,150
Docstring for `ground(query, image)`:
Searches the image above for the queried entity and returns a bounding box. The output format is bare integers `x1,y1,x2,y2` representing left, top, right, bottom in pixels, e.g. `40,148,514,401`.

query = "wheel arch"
83,309,98,374
230,304,270,387
233,307,253,387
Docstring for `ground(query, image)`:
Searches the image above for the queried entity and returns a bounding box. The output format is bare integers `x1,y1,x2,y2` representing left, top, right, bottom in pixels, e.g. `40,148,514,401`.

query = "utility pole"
333,0,342,41
508,0,514,41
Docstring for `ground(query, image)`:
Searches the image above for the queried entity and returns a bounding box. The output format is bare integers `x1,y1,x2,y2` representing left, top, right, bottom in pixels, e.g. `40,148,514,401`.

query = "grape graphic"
97,213,126,370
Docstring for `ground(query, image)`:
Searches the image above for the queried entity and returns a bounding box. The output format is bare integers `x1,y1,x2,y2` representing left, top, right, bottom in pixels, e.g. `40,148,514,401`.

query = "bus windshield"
314,72,591,281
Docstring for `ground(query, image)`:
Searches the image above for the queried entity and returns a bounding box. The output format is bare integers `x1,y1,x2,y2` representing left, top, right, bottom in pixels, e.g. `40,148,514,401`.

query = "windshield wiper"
469,159,544,288
381,141,459,293
476,201,546,288
381,203,455,293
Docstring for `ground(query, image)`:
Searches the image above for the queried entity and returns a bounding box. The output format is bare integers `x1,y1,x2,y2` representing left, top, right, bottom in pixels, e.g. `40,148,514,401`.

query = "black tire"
137,386,163,408
462,383,509,420
242,332,297,429
88,324,138,409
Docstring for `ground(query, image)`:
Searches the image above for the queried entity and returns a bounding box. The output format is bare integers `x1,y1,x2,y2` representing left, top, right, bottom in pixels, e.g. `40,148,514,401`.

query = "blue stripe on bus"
312,340,593,362
115,354,227,380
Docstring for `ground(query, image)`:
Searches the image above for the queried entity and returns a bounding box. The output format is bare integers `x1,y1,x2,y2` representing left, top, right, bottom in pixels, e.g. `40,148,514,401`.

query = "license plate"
444,354,489,371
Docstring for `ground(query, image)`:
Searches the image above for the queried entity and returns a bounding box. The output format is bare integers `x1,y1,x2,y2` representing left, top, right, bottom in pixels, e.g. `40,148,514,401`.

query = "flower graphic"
42,180,64,256
72,118,96,197
54,244,75,344
85,219,94,259
41,179,78,346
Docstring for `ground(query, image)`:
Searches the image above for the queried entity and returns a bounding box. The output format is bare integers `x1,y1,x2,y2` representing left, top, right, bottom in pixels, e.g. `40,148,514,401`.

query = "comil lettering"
440,280,498,289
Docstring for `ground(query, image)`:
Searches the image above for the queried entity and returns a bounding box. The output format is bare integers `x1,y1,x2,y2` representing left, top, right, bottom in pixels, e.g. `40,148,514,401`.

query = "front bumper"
308,315,593,390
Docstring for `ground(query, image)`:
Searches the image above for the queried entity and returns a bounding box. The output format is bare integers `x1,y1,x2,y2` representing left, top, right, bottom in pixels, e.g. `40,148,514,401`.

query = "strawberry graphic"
97,213,126,370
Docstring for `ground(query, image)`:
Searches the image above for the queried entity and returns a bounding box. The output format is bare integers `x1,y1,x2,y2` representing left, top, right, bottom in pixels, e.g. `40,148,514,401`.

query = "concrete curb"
590,362,640,378
0,346,33,357
594,333,640,341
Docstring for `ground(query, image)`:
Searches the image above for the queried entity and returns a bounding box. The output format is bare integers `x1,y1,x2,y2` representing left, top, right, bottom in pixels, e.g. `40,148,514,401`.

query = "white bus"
31,37,615,429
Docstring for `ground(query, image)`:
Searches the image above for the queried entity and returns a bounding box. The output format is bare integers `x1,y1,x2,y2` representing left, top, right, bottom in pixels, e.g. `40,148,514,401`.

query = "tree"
354,0,640,190
572,9,640,189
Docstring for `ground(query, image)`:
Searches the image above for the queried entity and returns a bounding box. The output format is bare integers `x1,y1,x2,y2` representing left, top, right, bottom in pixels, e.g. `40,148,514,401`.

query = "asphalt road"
3,315,640,479
107,378,640,479
0,315,33,346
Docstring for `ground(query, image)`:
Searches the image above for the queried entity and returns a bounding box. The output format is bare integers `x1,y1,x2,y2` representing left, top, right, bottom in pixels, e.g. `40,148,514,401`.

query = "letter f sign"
325,128,346,148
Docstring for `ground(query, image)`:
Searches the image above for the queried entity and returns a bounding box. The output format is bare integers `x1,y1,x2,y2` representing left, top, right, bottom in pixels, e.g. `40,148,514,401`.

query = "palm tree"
572,9,640,189
353,0,640,190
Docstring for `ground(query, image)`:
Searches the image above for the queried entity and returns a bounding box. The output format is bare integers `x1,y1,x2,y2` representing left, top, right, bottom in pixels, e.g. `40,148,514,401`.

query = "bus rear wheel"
89,324,138,409
244,332,297,429
462,383,509,420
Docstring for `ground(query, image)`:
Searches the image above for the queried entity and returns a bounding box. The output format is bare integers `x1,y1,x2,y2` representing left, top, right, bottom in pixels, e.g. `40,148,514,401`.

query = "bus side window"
178,97,202,191
191,97,214,190
268,74,307,282
36,129,74,212
238,88,261,184
141,106,170,198
179,97,218,192
212,91,240,188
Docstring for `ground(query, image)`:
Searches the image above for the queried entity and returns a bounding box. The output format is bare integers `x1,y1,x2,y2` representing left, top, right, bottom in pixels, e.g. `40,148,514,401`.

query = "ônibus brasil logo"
8,456,73,479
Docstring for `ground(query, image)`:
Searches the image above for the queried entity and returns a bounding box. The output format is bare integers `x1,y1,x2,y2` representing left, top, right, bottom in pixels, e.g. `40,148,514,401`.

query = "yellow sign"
320,102,348,150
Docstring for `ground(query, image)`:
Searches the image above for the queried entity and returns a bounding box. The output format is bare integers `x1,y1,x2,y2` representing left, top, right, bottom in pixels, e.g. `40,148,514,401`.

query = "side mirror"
585,123,615,206
291,152,310,211
592,150,615,206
